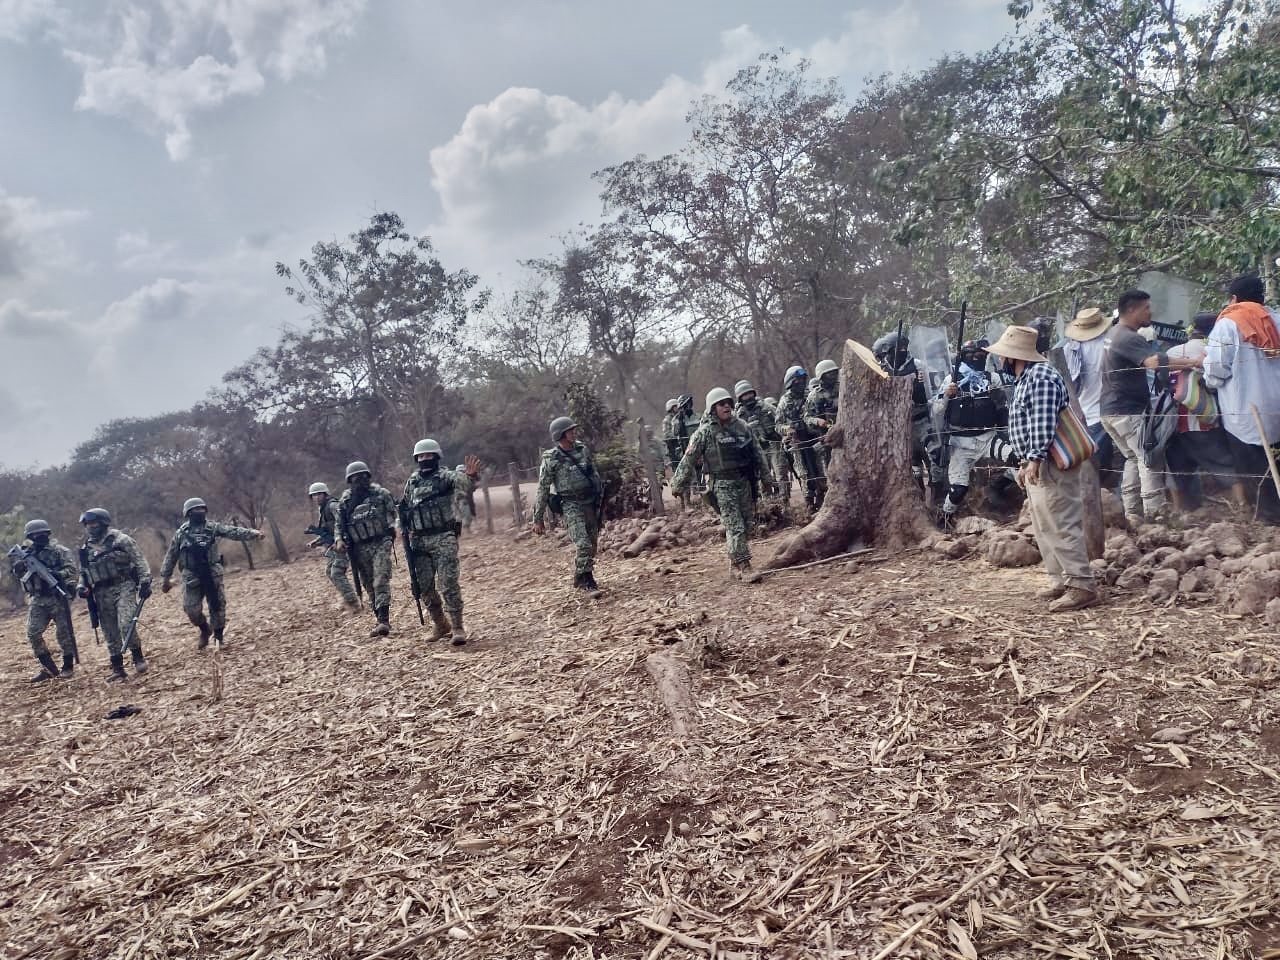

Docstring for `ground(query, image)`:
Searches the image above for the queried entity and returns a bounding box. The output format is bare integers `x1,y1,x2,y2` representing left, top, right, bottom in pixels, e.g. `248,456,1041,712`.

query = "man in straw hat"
1062,306,1112,465
986,325,1100,612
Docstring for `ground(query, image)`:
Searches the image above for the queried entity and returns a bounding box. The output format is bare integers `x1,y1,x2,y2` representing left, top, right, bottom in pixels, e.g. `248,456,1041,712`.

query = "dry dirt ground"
3,518,1280,960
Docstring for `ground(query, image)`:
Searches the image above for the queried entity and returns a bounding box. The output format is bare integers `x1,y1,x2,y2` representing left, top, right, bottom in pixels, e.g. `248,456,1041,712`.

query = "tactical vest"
83,535,132,587
19,546,64,596
345,493,390,543
947,394,1004,432
703,423,754,478
552,447,597,500
404,480,455,535
179,524,221,570
809,388,837,420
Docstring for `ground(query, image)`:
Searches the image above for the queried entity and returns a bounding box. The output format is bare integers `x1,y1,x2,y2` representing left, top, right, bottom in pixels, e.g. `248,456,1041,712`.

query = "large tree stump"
764,339,933,569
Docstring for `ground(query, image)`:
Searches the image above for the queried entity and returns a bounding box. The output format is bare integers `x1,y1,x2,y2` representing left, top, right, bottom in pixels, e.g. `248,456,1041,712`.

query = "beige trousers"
1025,458,1095,591
1101,413,1166,518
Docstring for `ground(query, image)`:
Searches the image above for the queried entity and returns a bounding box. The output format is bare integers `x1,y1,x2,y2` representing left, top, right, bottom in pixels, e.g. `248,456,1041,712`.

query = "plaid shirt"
1008,361,1068,462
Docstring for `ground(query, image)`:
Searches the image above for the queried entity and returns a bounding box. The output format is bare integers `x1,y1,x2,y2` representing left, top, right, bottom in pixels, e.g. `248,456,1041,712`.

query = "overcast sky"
0,0,1016,469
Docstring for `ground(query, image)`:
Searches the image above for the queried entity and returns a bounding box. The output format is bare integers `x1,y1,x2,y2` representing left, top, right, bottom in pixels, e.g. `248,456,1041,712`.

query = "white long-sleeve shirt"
1062,335,1107,425
1202,308,1280,447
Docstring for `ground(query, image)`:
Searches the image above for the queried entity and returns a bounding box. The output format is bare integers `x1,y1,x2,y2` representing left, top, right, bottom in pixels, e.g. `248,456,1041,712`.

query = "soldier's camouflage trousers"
324,548,358,605
711,478,754,564
27,596,74,661
562,500,600,578
352,538,393,611
182,571,228,632
410,531,462,615
94,581,143,658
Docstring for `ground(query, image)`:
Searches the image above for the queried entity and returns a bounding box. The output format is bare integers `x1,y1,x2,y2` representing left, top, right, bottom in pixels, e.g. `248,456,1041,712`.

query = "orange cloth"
1219,301,1280,352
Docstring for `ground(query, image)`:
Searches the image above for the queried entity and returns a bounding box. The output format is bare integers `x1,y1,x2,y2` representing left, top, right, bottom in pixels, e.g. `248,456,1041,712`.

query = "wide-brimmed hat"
1065,306,1109,342
986,325,1047,363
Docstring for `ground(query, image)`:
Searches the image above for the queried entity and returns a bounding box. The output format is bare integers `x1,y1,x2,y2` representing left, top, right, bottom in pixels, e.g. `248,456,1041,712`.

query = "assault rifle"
77,546,101,647
9,544,80,663
939,300,968,470
304,525,334,548
337,500,365,605
122,592,147,653
396,500,425,625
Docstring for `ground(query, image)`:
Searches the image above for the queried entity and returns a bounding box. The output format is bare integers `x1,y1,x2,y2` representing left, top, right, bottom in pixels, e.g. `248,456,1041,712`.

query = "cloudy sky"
0,0,1016,469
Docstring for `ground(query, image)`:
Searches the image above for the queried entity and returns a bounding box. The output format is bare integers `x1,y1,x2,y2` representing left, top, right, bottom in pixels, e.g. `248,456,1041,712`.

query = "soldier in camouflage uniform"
9,519,79,682
672,389,769,578
533,417,604,594
77,507,151,682
337,461,399,637
308,482,359,611
734,379,783,498
776,365,830,512
400,441,479,645
660,399,681,472
159,498,264,649
806,359,840,469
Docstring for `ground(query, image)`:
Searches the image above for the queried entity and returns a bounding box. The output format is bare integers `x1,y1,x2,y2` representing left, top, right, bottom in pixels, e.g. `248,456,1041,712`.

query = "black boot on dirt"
582,573,602,597
131,646,148,675
107,655,128,683
427,606,451,642
29,653,58,683
370,607,390,638
59,654,74,679
196,619,212,650
449,611,467,646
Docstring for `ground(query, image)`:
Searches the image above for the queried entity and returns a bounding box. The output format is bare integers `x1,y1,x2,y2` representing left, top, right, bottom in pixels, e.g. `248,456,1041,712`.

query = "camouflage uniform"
805,381,838,469
672,416,768,568
337,483,398,613
12,539,79,664
159,518,261,637
80,527,150,659
777,390,827,509
401,468,474,620
533,440,602,581
736,396,785,493
316,497,358,605
452,480,476,535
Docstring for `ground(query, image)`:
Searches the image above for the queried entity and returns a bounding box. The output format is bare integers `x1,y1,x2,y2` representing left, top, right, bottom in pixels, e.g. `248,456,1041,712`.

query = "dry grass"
3,519,1280,959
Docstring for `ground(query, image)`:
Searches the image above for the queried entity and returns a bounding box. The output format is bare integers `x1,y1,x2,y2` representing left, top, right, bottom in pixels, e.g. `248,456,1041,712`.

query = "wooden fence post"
508,461,525,527
635,418,665,516
481,472,495,535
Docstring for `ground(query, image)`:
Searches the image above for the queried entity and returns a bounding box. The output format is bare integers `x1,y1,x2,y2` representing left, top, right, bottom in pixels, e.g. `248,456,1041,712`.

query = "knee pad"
946,484,969,508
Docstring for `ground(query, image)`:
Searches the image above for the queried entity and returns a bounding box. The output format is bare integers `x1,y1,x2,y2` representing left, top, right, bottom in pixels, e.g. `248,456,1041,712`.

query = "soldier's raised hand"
463,454,482,477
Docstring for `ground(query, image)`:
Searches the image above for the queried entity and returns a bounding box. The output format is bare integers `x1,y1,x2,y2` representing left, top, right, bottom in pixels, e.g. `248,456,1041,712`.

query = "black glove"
11,560,27,575
137,580,152,600
77,585,90,599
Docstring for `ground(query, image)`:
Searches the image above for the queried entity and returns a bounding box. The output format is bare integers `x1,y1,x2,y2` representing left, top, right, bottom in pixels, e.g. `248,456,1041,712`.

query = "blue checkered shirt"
1009,361,1068,462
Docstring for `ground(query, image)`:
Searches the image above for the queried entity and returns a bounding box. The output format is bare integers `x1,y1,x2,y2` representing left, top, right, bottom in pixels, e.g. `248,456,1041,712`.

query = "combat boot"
131,645,148,675
370,606,390,638
449,610,467,646
427,605,451,642
213,628,226,648
59,653,74,679
196,617,212,650
107,655,128,683
29,653,58,683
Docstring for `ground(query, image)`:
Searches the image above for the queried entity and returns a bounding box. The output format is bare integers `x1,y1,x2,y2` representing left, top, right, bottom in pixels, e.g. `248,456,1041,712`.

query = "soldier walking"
671,389,769,578
8,519,79,682
400,440,480,644
308,482,359,611
734,379,784,497
532,417,604,594
77,508,151,682
159,498,264,649
337,461,398,637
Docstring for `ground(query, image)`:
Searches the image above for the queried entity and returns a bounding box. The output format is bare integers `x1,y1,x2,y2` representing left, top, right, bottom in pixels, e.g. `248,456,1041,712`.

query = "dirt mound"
3,518,1280,958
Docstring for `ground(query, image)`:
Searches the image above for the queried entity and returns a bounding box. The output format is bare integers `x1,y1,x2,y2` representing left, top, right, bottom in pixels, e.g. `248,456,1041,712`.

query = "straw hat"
985,325,1047,363
1065,306,1109,342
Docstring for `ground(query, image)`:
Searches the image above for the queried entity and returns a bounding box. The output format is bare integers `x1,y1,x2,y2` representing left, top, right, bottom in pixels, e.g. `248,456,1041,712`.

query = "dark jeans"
1165,429,1235,509
1225,430,1280,523
1088,421,1122,494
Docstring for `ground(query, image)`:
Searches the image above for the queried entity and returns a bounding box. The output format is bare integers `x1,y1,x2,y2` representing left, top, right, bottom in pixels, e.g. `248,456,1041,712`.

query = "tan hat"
985,325,1047,363
1065,306,1109,342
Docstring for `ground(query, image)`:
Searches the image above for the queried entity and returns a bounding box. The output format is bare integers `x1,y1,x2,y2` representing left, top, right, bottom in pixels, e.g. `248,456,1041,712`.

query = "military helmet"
960,338,990,364
308,482,329,496
413,438,442,458
814,359,838,379
345,460,371,481
783,365,808,390
733,379,755,401
873,331,907,358
182,497,207,516
79,507,111,525
764,396,777,407
549,416,577,441
705,387,734,413
23,519,51,537
665,398,679,413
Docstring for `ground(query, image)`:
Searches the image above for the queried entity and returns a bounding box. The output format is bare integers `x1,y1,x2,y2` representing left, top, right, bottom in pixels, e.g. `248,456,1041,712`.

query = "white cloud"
0,0,61,41
0,190,89,283
114,228,178,270
88,276,206,372
59,0,366,160
0,298,73,338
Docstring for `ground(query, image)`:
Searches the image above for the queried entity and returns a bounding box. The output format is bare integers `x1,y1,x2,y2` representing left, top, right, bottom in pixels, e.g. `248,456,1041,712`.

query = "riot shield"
908,324,953,446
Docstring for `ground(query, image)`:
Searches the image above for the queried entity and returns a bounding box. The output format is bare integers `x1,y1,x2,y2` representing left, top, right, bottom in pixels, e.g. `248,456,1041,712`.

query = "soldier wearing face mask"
336,461,399,637
400,440,480,645
77,507,151,682
8,519,80,682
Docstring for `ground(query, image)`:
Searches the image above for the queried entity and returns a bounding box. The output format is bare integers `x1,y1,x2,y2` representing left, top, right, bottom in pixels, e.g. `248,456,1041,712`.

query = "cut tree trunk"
764,338,933,569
